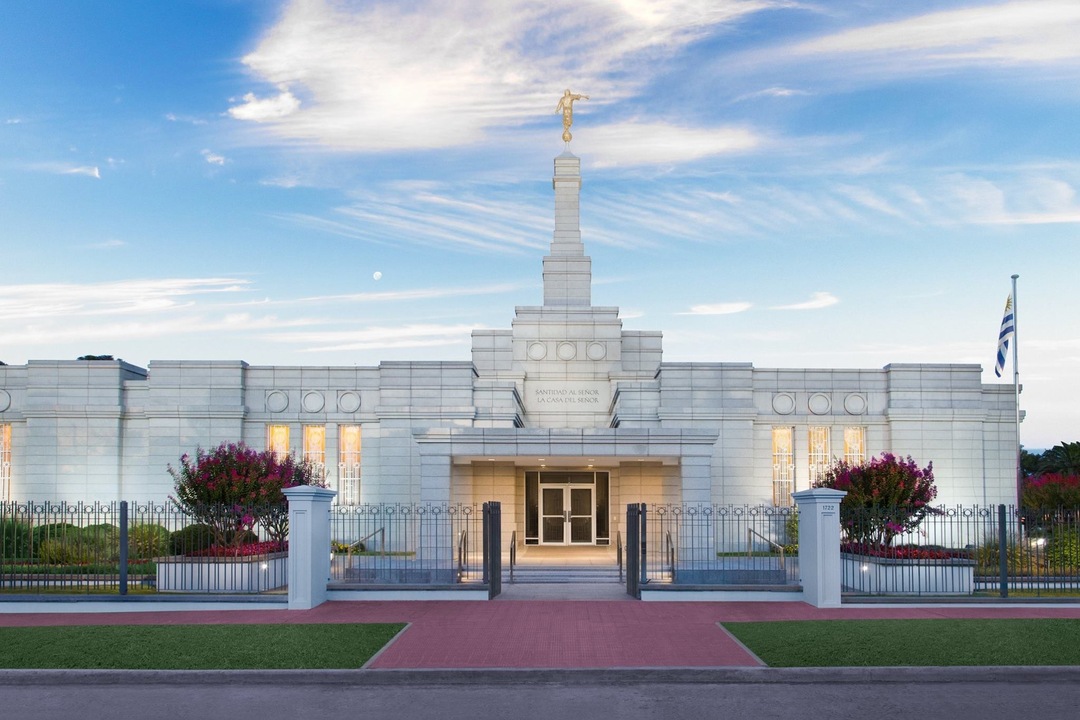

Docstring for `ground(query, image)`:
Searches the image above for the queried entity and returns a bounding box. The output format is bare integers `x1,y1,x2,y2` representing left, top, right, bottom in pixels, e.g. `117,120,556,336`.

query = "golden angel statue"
556,89,589,142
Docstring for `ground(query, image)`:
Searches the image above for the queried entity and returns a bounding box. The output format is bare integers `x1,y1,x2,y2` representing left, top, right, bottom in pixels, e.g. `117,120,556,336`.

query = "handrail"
457,528,467,579
665,530,676,583
348,527,384,559
747,527,785,571
509,530,517,583
616,530,623,583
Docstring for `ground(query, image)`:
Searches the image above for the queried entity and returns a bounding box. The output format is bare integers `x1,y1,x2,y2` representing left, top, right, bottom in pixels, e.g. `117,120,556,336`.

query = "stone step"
506,565,623,584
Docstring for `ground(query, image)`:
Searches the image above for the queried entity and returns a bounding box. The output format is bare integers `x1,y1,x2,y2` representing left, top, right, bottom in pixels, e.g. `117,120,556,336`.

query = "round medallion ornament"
337,391,361,413
266,390,289,413
844,393,867,415
302,391,325,413
771,392,795,415
527,342,547,361
557,342,577,361
587,342,607,360
0,389,10,413
808,393,832,415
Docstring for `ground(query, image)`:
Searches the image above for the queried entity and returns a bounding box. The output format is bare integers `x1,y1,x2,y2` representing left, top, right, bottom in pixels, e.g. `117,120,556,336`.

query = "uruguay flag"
995,295,1014,378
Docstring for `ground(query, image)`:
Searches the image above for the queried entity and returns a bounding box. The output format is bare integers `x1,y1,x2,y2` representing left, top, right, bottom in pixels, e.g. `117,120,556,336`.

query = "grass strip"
723,618,1080,667
0,623,406,669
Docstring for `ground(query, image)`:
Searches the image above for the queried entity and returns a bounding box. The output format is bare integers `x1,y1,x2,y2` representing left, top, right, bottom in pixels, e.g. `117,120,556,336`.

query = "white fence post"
283,486,338,610
792,488,847,608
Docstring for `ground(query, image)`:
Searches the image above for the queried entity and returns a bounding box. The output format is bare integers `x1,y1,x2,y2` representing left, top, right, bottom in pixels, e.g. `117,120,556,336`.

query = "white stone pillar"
792,488,847,608
283,486,337,610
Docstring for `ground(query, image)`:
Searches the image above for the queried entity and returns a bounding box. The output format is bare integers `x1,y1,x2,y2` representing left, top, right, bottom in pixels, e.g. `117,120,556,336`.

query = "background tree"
1040,442,1080,477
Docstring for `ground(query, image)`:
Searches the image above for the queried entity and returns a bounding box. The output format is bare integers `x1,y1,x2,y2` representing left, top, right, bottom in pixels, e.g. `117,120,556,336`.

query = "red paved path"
4,601,1080,669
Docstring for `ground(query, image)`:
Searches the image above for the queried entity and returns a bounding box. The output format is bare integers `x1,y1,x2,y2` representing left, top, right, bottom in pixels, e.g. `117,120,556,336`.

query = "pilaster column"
283,485,337,610
792,488,847,608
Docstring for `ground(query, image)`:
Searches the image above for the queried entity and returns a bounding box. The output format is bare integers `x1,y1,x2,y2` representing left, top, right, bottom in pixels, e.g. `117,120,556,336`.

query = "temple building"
0,149,1019,546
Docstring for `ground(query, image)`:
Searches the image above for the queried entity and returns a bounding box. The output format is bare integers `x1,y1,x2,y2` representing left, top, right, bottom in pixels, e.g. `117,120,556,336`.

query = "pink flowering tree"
1022,473,1080,509
813,452,937,548
168,442,323,550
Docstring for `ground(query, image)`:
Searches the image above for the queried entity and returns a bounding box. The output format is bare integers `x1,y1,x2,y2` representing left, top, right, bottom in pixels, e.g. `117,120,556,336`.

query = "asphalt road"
2,668,1079,720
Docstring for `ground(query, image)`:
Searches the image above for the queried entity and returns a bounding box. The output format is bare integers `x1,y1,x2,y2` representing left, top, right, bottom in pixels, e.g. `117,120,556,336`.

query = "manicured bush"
1046,527,1080,570
30,523,81,557
36,537,92,565
1,519,30,559
814,452,937,547
80,523,121,562
128,523,171,559
169,523,217,556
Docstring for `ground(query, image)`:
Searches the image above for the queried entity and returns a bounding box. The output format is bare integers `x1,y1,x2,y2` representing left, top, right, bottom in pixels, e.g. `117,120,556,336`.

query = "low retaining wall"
841,553,974,595
156,553,288,593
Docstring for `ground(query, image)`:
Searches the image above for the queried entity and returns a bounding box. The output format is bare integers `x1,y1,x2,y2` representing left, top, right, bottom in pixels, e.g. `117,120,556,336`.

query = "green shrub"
228,529,260,546
80,523,121,562
36,537,92,565
1,519,30,559
169,523,217,556
1046,528,1080,570
128,524,171,559
782,512,799,555
30,523,81,557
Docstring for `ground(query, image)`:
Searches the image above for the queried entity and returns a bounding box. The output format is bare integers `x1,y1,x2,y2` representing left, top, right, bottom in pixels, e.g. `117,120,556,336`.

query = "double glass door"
540,484,594,545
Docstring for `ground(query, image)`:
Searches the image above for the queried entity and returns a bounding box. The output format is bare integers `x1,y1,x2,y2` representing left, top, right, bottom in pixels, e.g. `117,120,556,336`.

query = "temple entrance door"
540,484,594,545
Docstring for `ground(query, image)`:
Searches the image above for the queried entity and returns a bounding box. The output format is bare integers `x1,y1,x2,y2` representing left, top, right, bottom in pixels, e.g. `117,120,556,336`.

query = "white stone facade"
0,151,1019,546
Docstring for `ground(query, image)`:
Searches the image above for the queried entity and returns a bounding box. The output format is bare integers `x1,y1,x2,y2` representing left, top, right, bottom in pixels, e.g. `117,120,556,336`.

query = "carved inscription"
524,381,610,413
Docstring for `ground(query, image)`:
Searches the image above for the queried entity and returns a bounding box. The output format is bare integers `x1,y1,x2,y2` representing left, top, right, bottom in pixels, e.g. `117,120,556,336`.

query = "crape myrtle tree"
813,452,937,548
168,442,323,550
1020,441,1080,511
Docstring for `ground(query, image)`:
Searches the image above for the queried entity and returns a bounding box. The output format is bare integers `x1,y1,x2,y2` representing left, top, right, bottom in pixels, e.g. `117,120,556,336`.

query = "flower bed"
156,549,287,593
842,551,975,595
841,542,970,561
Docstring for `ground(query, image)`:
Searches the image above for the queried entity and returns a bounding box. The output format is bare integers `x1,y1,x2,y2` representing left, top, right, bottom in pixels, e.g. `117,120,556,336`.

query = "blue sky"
1,0,1077,449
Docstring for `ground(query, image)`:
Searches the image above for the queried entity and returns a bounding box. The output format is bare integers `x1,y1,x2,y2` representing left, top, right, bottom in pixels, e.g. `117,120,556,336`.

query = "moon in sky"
373,271,382,281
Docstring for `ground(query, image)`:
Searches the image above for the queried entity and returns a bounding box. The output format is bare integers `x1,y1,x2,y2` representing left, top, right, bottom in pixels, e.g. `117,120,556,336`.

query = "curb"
1,666,1078,686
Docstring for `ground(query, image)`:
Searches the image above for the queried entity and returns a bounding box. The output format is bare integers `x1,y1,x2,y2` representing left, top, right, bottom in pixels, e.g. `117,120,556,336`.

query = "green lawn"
723,618,1080,667
0,623,406,669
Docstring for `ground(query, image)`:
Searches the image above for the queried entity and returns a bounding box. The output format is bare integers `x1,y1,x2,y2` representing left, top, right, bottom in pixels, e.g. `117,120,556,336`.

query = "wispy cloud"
0,278,251,321
791,1,1080,68
29,162,101,179
265,324,481,352
586,121,763,167
733,86,811,102
84,239,127,250
772,291,838,311
164,112,208,126
277,183,554,254
227,90,301,122
227,0,781,150
201,149,227,166
681,301,753,315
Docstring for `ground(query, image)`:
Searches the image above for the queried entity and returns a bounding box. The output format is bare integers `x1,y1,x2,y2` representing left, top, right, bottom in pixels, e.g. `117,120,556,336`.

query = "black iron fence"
0,500,288,596
328,503,486,586
627,503,799,589
842,505,1080,597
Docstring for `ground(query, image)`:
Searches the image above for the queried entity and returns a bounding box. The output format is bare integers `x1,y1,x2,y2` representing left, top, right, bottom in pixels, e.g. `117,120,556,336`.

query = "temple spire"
542,151,592,306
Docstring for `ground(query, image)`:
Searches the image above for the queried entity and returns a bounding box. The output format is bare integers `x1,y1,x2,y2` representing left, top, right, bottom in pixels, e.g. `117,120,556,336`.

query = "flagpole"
1012,273,1021,506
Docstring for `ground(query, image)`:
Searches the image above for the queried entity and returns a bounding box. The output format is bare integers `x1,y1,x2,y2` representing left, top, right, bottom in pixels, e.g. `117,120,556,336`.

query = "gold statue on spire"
556,89,589,143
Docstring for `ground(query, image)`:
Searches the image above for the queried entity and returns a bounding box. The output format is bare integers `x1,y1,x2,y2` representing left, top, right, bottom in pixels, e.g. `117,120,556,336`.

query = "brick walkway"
3,601,1080,669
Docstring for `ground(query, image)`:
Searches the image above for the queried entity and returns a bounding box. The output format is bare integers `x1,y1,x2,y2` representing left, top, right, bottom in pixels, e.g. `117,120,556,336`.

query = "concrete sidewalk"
4,600,1080,669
